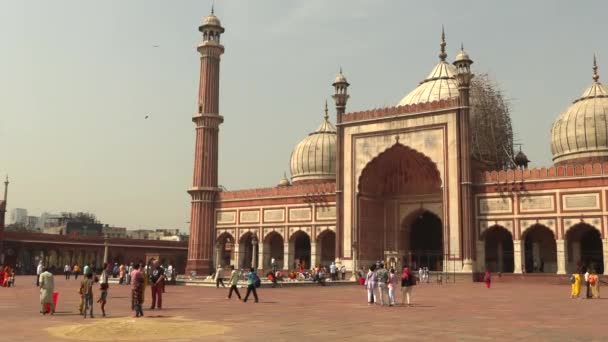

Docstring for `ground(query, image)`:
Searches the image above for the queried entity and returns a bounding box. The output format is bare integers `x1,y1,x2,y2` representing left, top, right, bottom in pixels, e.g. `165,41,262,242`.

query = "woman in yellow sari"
570,273,581,298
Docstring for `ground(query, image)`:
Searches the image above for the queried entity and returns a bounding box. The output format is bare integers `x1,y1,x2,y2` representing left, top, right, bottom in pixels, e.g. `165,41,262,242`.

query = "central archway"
405,211,443,271
357,142,443,269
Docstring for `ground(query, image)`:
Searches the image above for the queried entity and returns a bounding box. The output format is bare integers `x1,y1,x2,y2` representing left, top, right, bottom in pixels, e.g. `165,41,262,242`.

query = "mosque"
186,10,608,278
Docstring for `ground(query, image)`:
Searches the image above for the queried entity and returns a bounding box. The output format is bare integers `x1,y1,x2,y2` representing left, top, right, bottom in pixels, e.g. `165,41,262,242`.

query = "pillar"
251,236,258,270
103,239,109,265
350,246,358,281
214,241,222,268
186,10,226,276
513,240,523,274
257,239,264,271
233,241,239,269
556,239,566,275
310,242,317,269
476,240,485,273
283,242,289,271
603,239,608,275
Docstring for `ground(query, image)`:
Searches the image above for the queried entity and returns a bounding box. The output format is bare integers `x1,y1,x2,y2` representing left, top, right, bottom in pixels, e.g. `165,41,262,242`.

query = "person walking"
39,266,55,315
131,263,144,318
484,270,492,289
376,263,389,306
83,263,90,277
80,273,94,318
570,272,581,299
340,265,346,280
226,266,242,300
126,263,133,285
97,262,109,317
330,262,337,281
401,266,414,307
215,265,226,288
149,260,165,310
73,264,80,280
64,264,71,280
364,265,377,305
584,268,591,299
243,267,259,303
388,268,398,306
36,261,43,287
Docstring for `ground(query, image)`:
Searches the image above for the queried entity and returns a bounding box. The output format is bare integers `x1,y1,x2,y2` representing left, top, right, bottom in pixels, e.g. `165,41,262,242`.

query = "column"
103,239,109,264
310,242,317,268
513,240,523,274
257,239,265,271
556,239,566,274
251,236,259,270
603,239,608,275
283,242,289,271
350,246,358,281
214,241,222,268
476,240,485,273
233,242,240,269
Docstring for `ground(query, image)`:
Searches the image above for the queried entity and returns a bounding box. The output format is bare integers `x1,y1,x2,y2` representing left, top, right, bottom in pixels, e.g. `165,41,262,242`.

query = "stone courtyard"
0,276,605,341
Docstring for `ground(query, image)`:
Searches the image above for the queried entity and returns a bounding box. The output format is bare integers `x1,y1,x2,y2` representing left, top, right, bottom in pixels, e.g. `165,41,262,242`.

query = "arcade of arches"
216,229,337,271
357,143,445,272
478,223,606,274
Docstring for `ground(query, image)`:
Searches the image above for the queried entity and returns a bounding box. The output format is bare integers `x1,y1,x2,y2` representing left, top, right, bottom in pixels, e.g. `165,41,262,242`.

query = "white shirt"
584,272,590,282
37,263,44,275
100,270,109,284
64,265,70,272
330,264,337,273
214,267,223,281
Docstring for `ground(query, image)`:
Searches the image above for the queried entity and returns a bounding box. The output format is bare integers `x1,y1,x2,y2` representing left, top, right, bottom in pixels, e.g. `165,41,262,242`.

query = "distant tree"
470,73,515,171
60,212,99,224
5,223,30,232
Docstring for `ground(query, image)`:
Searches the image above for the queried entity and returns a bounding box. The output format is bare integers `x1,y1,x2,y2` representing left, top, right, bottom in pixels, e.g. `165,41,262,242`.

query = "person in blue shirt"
243,267,259,303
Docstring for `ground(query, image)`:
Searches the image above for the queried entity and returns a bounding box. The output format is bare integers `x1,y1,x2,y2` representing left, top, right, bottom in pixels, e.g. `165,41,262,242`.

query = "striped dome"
398,61,459,106
290,114,336,183
551,58,608,164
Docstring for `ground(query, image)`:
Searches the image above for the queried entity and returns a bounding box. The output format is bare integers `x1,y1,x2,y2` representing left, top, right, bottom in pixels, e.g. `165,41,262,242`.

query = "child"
484,270,491,289
388,268,397,306
80,273,94,318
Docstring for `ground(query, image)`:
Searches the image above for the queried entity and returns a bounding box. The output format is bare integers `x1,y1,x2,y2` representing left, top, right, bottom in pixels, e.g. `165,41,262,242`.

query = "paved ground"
0,276,605,341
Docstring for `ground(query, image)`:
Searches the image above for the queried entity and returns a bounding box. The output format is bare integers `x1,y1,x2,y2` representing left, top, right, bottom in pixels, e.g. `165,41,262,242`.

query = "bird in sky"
145,115,149,119
153,45,160,48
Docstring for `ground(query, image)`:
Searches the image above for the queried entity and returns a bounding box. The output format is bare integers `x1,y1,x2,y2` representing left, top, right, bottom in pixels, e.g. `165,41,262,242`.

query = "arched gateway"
356,143,445,270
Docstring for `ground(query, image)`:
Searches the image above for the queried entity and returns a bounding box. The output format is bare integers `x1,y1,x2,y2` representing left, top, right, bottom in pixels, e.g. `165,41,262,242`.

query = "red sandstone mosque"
186,10,608,278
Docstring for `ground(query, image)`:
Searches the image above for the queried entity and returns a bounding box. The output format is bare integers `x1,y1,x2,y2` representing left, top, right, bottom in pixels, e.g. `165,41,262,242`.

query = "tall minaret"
453,44,474,272
186,8,225,275
332,69,349,262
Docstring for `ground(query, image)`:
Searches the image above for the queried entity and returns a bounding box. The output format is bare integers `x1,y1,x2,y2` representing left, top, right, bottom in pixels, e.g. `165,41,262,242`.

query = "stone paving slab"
0,276,605,341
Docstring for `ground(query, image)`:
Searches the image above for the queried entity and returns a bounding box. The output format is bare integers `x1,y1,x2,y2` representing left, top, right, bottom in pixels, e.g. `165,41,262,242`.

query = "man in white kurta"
39,268,55,314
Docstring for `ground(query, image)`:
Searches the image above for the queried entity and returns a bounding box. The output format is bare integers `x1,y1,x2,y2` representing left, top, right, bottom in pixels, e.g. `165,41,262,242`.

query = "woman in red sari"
2,266,11,287
484,270,492,288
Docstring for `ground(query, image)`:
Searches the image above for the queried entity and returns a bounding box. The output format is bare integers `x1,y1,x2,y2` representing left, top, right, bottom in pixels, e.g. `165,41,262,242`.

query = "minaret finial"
339,66,343,74
593,54,599,82
211,0,215,14
324,100,329,120
461,42,464,51
439,26,447,61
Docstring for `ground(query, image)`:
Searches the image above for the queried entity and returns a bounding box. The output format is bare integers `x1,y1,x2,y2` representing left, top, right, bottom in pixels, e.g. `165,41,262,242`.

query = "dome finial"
439,25,447,61
211,0,215,14
593,54,600,82
324,100,329,120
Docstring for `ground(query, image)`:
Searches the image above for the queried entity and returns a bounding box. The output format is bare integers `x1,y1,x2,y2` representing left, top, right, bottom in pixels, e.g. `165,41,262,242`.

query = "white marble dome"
551,60,608,164
398,61,459,106
290,110,337,183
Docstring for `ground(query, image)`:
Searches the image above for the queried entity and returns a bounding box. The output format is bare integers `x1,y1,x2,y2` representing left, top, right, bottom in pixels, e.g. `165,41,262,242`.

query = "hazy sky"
1,0,606,230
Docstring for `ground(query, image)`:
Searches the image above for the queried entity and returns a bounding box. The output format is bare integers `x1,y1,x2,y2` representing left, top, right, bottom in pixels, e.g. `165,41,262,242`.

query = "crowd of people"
360,262,417,307
35,259,172,318
570,268,601,299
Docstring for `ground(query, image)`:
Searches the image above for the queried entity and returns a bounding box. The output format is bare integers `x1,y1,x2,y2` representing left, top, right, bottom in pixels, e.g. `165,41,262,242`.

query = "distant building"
38,212,62,229
42,221,103,237
102,225,127,238
10,208,27,225
127,228,185,241
26,216,38,230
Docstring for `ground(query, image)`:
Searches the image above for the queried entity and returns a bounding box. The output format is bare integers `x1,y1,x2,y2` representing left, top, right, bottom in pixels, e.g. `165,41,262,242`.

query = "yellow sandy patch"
45,316,228,341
